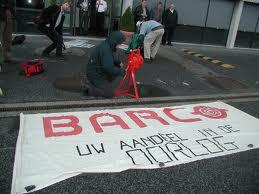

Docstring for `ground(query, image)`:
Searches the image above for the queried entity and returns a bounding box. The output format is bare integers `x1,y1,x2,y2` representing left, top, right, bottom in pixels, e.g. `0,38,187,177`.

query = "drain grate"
205,76,248,90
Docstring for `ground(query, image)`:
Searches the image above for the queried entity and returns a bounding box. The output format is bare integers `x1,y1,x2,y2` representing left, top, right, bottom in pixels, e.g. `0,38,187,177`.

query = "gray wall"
206,0,234,29
167,0,209,26
239,2,259,32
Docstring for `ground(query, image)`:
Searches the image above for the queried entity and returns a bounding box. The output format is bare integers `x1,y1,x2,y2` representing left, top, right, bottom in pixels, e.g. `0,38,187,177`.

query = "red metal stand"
115,49,144,99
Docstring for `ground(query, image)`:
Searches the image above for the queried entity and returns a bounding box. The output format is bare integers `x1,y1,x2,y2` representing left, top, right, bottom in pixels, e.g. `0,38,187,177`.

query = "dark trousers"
96,12,105,35
162,26,175,44
79,10,89,35
0,10,13,62
39,26,63,56
53,76,119,99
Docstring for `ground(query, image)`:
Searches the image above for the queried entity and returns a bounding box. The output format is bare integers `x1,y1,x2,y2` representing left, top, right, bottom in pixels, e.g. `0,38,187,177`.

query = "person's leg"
89,81,116,98
95,12,100,35
0,21,4,65
42,30,63,56
167,27,175,45
144,31,156,59
3,10,13,62
41,28,57,56
99,12,105,36
162,27,168,45
151,29,164,59
83,11,89,35
79,10,83,34
55,32,63,56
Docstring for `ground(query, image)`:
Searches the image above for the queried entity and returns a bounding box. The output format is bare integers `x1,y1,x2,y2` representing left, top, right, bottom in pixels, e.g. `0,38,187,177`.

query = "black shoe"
161,42,166,45
55,54,66,61
167,42,173,46
150,57,156,61
145,58,152,63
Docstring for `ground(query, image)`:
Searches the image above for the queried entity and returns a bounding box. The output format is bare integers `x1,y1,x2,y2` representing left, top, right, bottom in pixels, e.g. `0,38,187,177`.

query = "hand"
120,63,124,68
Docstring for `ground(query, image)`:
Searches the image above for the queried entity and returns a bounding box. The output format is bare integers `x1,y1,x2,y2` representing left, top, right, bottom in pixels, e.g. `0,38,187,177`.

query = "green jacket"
87,31,126,87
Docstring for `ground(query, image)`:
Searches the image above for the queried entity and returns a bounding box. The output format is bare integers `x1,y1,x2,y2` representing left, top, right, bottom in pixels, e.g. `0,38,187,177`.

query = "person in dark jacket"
53,31,126,98
0,0,15,64
77,0,91,35
85,31,126,98
36,0,70,57
162,3,178,46
134,0,150,31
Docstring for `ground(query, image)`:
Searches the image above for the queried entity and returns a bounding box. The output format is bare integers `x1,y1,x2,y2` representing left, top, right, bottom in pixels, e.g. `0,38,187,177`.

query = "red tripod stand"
115,49,144,99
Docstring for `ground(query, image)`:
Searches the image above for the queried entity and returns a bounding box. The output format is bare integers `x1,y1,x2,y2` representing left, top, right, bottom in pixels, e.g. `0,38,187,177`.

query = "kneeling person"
54,31,125,98
84,31,126,98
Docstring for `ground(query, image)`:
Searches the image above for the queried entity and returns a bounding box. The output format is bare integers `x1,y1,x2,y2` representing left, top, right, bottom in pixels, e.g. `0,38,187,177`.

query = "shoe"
55,54,66,61
167,42,173,46
161,42,166,45
150,57,156,61
145,58,152,63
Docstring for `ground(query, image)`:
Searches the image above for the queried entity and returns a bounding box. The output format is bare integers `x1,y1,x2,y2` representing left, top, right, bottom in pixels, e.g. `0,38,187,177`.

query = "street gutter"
1,91,259,113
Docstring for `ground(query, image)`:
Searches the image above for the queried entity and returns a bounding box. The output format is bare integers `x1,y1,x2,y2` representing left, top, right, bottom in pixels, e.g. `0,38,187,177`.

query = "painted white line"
13,33,105,41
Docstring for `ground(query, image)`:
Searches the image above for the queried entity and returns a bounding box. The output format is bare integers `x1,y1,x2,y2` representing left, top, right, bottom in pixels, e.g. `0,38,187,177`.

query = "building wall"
133,0,235,45
235,2,259,48
12,0,259,48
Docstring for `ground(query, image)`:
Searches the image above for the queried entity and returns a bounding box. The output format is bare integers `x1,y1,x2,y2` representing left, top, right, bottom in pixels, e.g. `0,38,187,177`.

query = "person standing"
95,0,107,36
134,0,150,31
137,20,164,62
162,3,178,46
150,2,163,24
77,0,90,35
0,0,14,64
36,0,71,57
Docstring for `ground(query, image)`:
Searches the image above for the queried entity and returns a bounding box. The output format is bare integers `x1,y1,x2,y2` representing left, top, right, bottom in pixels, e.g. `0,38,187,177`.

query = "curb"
1,91,259,112
181,49,235,69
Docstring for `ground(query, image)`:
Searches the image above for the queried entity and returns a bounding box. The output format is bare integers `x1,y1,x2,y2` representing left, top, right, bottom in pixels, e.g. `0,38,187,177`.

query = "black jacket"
0,0,14,21
162,9,178,28
134,5,150,24
37,4,65,34
77,0,90,11
87,31,126,87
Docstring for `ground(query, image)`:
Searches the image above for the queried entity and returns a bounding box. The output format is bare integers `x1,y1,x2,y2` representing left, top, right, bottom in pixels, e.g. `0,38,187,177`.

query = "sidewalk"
0,35,258,104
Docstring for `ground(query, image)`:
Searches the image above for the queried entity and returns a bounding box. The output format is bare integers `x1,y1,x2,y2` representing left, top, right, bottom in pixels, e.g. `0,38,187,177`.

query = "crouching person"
54,31,126,98
137,20,164,62
83,31,126,98
36,0,71,57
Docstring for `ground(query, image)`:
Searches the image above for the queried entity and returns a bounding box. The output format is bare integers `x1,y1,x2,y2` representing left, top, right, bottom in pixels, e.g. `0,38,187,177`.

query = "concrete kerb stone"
1,91,259,113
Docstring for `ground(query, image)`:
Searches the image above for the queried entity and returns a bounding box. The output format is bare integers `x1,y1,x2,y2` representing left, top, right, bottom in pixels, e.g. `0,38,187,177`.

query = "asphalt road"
0,100,259,194
174,44,259,89
1,36,259,194
0,36,248,104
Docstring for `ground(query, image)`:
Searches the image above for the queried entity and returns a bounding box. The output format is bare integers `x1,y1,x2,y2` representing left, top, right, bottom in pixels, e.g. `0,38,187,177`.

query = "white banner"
12,101,259,193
